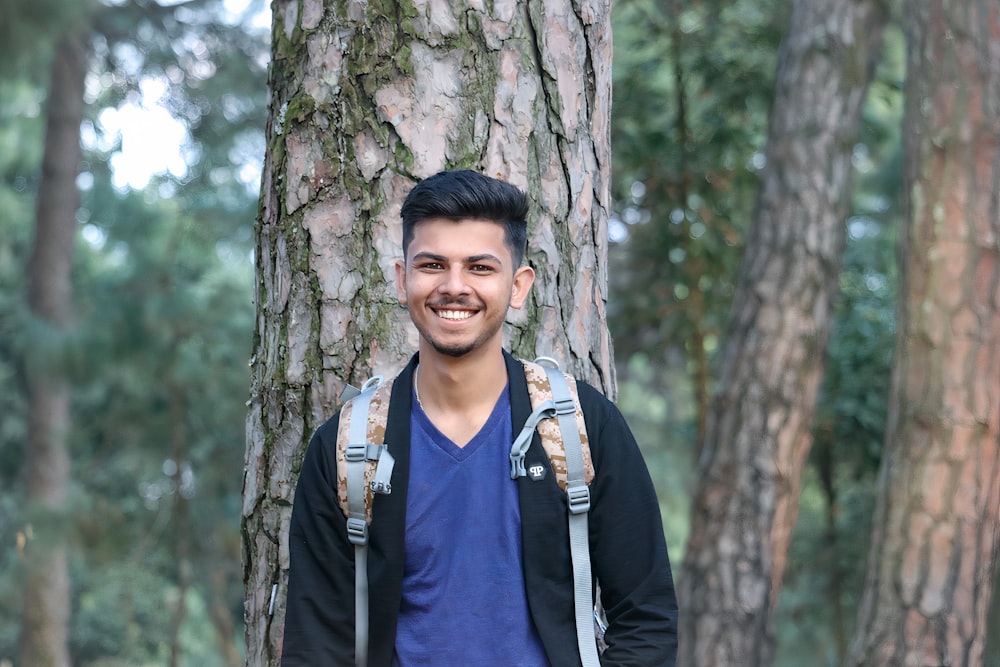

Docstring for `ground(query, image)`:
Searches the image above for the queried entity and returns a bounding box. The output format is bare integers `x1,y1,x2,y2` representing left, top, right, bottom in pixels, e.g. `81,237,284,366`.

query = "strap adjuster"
346,517,369,545
567,484,591,514
345,443,367,462
553,397,576,415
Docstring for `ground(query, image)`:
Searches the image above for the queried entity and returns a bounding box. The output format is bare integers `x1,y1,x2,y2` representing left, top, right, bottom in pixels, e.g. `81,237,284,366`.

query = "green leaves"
0,2,262,663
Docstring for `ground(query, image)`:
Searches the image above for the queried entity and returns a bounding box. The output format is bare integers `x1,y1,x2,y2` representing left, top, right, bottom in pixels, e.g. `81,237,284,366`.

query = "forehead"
407,217,511,261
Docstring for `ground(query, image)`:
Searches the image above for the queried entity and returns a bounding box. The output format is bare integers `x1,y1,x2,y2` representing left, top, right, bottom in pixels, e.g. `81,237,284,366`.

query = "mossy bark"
242,1,614,664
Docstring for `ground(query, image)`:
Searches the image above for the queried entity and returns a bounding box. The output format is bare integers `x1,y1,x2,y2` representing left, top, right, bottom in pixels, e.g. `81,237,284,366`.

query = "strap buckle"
553,396,576,416
346,517,369,545
345,443,367,462
567,484,591,515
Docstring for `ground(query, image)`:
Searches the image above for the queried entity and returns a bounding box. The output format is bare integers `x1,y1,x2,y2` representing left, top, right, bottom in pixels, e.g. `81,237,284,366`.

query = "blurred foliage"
0,0,91,77
0,0,265,664
618,353,697,563
608,0,786,566
604,0,981,663
608,0,787,469
609,0,785,364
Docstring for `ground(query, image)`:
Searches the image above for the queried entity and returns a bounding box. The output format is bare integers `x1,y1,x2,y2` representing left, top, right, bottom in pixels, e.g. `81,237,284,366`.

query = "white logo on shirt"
528,464,546,481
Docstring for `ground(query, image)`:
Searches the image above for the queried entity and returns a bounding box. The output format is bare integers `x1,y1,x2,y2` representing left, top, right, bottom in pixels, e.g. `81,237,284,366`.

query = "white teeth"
437,309,472,320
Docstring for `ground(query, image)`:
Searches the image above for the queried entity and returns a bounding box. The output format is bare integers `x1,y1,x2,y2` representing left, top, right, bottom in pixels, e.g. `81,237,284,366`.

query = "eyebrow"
411,251,504,265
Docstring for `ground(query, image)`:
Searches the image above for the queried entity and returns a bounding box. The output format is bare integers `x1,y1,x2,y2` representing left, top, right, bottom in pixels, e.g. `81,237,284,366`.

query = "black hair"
400,170,529,267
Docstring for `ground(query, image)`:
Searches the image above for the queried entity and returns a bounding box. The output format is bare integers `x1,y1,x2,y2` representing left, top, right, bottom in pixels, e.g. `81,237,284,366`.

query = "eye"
418,261,444,271
470,264,495,273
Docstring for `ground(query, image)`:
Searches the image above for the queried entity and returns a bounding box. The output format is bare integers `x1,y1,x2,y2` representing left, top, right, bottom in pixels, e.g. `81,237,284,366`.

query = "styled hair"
400,170,529,268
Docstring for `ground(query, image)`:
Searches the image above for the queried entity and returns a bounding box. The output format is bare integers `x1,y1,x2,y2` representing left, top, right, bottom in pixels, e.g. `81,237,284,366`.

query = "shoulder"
296,410,343,489
570,378,639,467
572,377,614,411
573,377,620,427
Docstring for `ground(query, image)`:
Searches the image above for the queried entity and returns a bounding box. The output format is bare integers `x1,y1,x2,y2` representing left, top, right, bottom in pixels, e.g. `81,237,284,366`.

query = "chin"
432,342,476,358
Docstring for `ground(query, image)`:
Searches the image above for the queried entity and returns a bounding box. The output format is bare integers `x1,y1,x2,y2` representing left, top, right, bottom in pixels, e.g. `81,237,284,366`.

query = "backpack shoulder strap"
514,358,601,667
336,376,396,523
515,358,595,490
334,373,397,667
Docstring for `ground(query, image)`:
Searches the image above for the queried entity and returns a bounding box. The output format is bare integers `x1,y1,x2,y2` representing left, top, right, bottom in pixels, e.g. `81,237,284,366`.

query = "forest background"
1,0,997,666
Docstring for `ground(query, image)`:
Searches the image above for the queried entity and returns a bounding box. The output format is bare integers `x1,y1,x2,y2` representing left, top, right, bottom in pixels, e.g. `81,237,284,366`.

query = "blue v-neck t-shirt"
392,384,549,666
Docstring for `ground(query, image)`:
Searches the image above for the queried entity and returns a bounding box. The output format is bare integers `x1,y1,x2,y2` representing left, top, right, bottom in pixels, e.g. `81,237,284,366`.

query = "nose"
438,265,471,296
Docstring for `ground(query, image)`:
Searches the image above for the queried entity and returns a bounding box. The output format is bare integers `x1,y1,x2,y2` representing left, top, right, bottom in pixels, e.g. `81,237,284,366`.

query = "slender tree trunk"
677,0,887,664
19,31,87,667
168,388,190,667
665,0,712,452
242,2,613,664
847,1,1000,664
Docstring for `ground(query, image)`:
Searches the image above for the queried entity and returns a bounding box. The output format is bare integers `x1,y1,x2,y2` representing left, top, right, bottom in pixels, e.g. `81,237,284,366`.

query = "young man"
282,170,678,666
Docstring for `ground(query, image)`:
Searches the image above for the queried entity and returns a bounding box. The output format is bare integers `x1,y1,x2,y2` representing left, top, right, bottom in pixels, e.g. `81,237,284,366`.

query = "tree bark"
242,1,613,664
847,1,1000,664
19,30,88,667
677,0,887,664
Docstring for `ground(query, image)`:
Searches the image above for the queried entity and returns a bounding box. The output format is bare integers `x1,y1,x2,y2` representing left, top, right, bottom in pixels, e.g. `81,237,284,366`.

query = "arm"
582,387,679,666
281,417,356,666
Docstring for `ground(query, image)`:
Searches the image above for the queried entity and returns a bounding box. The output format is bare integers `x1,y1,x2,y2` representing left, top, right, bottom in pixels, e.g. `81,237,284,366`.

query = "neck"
415,346,508,413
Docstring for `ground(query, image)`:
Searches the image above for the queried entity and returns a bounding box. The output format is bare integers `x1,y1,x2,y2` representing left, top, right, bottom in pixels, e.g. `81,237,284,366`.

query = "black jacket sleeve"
580,383,679,666
281,416,356,666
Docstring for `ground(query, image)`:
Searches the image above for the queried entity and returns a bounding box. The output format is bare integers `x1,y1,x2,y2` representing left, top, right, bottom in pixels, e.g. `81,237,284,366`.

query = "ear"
394,259,408,305
509,265,535,309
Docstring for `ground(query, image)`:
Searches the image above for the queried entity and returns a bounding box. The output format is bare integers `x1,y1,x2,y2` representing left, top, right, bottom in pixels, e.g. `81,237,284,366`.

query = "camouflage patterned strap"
337,378,395,523
519,359,595,489
533,360,600,667
339,375,396,667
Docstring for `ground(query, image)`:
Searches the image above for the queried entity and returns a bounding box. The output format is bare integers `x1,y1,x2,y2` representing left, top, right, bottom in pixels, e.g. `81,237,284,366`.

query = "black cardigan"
282,351,678,666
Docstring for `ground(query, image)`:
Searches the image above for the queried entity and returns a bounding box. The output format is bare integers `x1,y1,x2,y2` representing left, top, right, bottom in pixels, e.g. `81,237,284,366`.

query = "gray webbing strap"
344,376,394,667
541,365,600,667
510,399,558,479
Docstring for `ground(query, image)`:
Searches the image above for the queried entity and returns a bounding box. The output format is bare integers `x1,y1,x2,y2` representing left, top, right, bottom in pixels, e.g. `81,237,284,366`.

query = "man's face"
395,217,534,359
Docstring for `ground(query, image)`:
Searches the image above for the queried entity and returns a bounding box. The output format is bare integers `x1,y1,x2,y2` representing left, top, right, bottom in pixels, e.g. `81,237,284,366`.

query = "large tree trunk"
847,1,1000,664
19,31,88,667
241,2,613,664
677,0,886,664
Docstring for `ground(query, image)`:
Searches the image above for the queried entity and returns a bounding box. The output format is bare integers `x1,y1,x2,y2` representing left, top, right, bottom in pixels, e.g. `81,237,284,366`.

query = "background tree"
20,28,89,667
847,0,1000,663
774,65,904,658
242,1,614,664
676,0,888,663
607,0,786,571
1,1,267,664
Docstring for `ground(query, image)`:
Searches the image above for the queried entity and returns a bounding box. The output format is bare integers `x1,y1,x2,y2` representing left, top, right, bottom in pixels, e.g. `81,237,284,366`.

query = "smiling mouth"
435,309,475,321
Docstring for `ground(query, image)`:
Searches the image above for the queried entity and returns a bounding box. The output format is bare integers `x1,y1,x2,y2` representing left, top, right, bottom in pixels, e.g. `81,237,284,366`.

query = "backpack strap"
513,358,600,667
512,359,595,489
337,360,600,667
336,375,396,667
